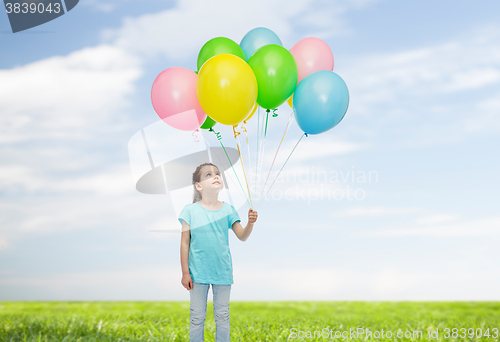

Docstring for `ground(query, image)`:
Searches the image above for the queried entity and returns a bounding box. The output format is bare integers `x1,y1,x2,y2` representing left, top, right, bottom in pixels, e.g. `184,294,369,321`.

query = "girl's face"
196,165,223,192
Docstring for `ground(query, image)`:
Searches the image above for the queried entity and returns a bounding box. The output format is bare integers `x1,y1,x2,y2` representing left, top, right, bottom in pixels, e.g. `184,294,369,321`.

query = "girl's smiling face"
197,165,223,191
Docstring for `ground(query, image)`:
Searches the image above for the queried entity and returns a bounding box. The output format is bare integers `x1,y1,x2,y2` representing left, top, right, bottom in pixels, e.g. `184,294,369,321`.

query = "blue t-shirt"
178,201,241,285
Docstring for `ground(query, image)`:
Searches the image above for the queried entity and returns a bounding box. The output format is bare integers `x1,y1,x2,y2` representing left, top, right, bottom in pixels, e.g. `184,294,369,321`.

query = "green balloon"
248,44,298,109
200,115,216,129
197,37,247,71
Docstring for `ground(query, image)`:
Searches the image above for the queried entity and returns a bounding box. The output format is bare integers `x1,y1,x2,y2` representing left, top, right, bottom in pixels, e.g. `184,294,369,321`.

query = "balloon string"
192,129,200,142
258,109,270,188
257,111,294,208
257,132,307,209
240,121,253,196
272,108,278,117
264,109,270,135
254,106,260,199
201,128,246,200
232,125,241,138
208,127,222,140
233,126,253,208
200,133,250,205
219,140,252,208
207,128,251,207
254,106,264,200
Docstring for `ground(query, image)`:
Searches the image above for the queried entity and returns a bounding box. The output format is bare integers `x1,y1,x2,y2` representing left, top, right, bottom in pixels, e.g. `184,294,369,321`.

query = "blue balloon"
293,70,349,135
240,27,282,61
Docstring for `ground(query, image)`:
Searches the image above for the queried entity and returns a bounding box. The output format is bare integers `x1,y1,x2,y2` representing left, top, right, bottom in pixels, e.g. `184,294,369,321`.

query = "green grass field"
1,302,499,341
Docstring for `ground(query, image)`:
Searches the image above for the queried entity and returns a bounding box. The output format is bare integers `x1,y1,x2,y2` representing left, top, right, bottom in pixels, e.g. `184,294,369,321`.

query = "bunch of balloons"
151,27,350,209
151,27,349,135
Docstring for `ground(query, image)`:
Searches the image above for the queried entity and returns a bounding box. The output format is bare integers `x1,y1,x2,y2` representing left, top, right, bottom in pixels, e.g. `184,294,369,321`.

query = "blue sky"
1,0,500,301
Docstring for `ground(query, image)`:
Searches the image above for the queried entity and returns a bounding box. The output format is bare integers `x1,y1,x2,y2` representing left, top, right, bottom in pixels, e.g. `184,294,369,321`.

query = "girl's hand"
181,273,193,290
248,209,258,224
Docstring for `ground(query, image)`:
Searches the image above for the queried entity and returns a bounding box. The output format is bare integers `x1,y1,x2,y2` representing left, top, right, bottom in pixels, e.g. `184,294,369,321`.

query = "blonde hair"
192,163,219,203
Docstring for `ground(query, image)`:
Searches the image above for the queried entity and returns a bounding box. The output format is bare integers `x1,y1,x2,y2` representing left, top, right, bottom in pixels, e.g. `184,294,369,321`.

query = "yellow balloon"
286,93,293,108
244,103,258,122
197,54,258,126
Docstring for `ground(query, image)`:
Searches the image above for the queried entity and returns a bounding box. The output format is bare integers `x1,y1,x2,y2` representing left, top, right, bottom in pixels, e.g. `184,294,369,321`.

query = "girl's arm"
232,209,258,242
180,220,193,290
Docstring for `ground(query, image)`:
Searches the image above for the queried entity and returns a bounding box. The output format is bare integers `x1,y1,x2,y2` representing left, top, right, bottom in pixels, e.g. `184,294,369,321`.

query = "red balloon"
151,67,206,131
290,37,334,83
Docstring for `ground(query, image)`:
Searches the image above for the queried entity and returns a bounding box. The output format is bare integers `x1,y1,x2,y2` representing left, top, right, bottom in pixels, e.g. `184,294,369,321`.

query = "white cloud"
0,44,142,143
291,138,366,161
348,35,500,101
0,189,182,252
0,267,185,300
231,265,500,300
253,220,337,231
334,206,423,217
101,0,378,62
0,236,7,250
146,218,183,234
415,214,458,225
357,216,500,238
3,264,499,300
0,43,148,249
343,24,500,145
0,45,150,248
80,0,129,12
0,163,135,195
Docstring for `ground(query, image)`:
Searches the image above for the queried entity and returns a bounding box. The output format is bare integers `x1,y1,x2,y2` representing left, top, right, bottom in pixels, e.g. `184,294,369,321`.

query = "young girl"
179,162,258,342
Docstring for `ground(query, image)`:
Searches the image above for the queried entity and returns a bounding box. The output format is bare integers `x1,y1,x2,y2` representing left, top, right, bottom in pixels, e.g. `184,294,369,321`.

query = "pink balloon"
151,67,206,131
289,37,334,83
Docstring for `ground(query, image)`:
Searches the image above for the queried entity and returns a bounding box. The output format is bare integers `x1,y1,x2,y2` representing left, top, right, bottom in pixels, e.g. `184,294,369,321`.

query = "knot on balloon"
272,108,278,117
209,127,222,141
305,133,309,137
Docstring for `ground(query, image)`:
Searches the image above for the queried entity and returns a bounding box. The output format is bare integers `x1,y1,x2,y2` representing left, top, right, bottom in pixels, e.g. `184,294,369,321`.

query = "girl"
179,162,258,342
